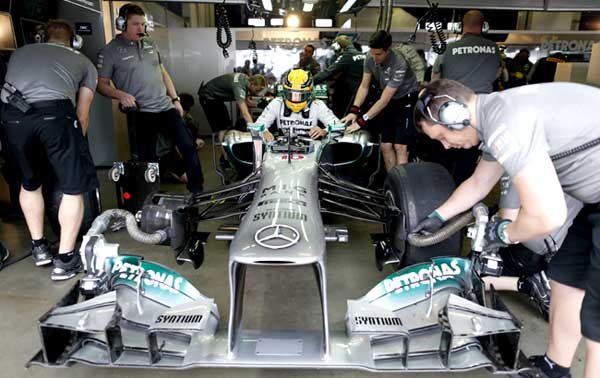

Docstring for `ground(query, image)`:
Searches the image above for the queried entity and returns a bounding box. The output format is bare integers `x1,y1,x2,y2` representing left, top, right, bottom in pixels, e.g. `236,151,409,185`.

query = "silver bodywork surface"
30,133,528,374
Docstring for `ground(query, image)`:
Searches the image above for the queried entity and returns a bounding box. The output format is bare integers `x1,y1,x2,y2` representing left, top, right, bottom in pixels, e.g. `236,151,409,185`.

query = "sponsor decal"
541,40,595,53
281,154,305,160
353,316,403,326
121,55,134,61
258,198,307,207
255,224,300,249
352,54,366,62
111,260,184,293
252,209,307,222
383,260,462,294
155,314,203,324
451,45,496,55
280,119,315,127
260,185,307,198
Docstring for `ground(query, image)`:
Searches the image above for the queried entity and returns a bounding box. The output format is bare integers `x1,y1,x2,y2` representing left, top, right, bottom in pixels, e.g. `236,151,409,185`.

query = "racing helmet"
283,69,313,113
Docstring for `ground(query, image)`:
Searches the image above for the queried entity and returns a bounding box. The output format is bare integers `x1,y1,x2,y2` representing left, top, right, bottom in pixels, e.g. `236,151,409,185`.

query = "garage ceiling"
364,0,600,11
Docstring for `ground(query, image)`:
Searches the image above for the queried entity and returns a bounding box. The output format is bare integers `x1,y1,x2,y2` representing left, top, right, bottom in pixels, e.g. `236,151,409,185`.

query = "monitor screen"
0,12,16,51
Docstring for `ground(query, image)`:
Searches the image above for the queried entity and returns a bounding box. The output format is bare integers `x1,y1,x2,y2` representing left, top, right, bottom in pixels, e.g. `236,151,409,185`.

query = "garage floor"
0,143,586,378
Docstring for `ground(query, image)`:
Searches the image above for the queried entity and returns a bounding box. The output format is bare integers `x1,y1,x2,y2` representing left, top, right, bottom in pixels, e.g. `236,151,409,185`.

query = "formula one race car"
28,124,530,375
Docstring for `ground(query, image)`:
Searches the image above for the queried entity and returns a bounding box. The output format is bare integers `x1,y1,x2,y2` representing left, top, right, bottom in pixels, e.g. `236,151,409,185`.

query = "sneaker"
520,356,572,378
51,253,83,281
526,272,551,321
32,243,53,266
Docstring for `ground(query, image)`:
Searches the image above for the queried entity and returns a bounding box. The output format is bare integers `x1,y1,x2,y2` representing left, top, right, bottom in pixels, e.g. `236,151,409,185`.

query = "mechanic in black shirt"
314,35,366,117
0,20,98,280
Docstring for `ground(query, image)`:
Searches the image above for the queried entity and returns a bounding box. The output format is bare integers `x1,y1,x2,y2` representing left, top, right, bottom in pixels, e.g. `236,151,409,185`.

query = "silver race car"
28,124,529,375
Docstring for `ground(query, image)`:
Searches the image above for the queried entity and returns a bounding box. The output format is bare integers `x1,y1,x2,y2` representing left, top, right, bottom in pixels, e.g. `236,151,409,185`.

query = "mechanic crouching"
257,69,338,142
342,30,418,171
0,20,98,280
96,3,203,193
411,79,600,378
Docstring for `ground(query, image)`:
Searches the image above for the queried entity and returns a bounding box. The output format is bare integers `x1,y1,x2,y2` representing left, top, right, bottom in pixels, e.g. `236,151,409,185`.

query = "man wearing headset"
0,20,97,280
258,69,338,142
96,3,203,193
341,30,418,171
411,79,600,378
314,35,366,118
431,10,501,185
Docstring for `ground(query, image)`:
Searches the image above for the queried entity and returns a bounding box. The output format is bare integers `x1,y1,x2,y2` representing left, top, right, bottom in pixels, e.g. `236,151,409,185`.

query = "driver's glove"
484,218,513,249
412,210,445,235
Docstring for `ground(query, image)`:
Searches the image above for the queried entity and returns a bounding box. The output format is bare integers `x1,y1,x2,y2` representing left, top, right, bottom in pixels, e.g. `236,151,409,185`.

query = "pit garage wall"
57,0,116,167
151,28,237,135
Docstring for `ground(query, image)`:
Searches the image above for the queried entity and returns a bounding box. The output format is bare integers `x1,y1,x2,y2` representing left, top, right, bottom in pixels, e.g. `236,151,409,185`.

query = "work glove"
483,218,513,250
411,210,446,235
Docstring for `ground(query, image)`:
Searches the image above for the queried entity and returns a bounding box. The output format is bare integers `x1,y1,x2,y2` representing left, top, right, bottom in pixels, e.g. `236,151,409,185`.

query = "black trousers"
128,109,204,193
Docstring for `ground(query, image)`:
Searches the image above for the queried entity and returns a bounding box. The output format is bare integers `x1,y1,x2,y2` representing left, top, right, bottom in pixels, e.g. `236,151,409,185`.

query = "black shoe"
32,243,53,266
520,356,572,378
527,272,551,321
51,253,83,281
0,242,8,270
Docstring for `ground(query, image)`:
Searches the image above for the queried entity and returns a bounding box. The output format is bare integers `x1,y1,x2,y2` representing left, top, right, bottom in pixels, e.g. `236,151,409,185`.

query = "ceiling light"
262,0,273,11
339,0,357,13
341,19,351,29
303,3,314,12
315,18,332,28
270,18,284,26
286,14,300,28
248,18,265,27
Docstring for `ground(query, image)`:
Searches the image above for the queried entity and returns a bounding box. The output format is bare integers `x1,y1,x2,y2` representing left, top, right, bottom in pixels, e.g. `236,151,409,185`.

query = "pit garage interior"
1,0,600,377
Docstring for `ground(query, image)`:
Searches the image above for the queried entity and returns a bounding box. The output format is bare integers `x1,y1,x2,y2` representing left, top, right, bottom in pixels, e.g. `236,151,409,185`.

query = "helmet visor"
284,89,312,103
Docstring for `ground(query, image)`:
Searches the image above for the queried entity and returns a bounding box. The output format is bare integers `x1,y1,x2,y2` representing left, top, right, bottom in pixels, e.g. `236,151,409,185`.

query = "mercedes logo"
255,224,300,249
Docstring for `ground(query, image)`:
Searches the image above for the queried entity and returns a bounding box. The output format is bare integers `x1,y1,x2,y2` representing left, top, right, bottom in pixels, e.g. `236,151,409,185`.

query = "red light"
123,192,131,200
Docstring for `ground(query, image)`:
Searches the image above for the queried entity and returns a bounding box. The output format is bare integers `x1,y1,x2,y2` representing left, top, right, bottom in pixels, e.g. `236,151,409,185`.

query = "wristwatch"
362,114,370,122
171,96,181,103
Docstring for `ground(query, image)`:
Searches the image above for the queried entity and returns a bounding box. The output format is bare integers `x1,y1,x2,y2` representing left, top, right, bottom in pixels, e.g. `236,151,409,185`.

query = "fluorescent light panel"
262,0,273,11
270,18,284,26
339,0,357,13
315,18,332,27
248,18,266,27
303,3,314,12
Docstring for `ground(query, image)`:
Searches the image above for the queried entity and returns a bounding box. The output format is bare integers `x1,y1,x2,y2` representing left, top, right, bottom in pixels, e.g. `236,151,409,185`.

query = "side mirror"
246,123,265,172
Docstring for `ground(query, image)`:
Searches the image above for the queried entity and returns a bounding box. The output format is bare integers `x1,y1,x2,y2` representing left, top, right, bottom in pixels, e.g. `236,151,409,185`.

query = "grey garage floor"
0,144,586,378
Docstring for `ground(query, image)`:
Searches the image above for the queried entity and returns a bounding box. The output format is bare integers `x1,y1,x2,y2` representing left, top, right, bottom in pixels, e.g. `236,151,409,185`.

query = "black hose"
216,3,232,58
407,211,473,247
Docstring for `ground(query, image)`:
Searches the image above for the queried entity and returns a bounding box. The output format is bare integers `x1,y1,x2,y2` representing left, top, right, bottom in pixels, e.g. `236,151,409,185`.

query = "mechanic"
411,79,600,378
506,48,533,88
0,20,97,280
197,72,266,165
314,35,366,117
257,69,338,142
96,3,203,193
296,44,321,76
431,10,501,185
342,30,418,171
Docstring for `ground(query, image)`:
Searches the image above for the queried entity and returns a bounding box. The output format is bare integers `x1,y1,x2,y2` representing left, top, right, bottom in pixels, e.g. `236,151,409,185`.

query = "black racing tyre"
384,162,462,266
45,187,101,241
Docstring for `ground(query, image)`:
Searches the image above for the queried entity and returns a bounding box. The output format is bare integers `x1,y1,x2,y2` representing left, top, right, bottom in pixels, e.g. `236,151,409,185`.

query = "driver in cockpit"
257,69,339,142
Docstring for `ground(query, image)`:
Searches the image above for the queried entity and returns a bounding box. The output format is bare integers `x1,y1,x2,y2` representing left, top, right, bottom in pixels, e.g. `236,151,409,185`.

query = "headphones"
34,23,83,50
116,4,133,31
452,20,490,35
415,89,471,130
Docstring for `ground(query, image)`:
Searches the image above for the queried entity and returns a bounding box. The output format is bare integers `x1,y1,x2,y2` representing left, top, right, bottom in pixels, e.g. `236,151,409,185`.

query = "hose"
216,3,232,58
86,209,168,245
407,211,473,247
